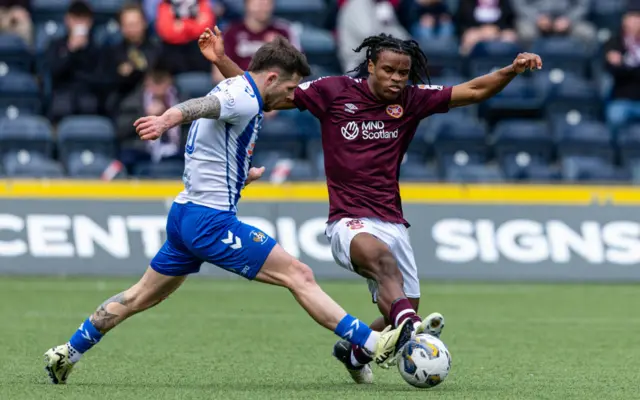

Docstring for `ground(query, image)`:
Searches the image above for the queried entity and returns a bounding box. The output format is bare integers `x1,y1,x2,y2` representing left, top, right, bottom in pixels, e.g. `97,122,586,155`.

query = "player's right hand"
198,26,225,64
134,116,166,141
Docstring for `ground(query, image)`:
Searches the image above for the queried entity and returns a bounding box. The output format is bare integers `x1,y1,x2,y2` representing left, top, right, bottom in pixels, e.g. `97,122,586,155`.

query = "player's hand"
245,166,265,186
134,115,168,141
199,26,225,64
512,52,542,74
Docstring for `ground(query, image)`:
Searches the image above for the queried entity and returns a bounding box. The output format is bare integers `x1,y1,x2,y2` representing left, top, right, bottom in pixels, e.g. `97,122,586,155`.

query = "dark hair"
118,2,146,23
248,35,311,79
349,33,431,84
67,0,93,18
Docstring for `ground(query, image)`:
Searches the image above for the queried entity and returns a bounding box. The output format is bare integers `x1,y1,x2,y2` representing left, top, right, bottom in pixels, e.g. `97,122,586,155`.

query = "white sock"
67,342,83,364
414,321,422,331
362,331,379,355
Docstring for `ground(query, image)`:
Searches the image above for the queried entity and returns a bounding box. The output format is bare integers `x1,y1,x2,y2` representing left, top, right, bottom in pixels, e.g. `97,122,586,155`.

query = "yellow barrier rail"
1,179,640,204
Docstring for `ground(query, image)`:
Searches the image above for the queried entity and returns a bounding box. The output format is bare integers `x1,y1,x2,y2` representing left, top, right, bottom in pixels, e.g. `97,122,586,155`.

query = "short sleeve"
293,76,353,118
406,84,453,120
210,82,259,125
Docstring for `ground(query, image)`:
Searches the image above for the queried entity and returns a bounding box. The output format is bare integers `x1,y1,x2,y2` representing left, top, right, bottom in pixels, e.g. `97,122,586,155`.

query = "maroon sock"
390,298,422,328
351,344,373,366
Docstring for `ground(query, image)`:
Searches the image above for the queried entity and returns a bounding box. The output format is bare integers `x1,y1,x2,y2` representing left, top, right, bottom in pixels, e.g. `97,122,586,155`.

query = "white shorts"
325,217,420,302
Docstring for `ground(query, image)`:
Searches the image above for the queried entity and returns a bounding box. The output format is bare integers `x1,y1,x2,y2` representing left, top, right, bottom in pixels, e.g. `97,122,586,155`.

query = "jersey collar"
243,72,264,110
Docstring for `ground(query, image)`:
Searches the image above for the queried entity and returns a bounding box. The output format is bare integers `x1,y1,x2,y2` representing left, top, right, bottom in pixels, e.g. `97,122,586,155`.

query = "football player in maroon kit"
198,27,542,383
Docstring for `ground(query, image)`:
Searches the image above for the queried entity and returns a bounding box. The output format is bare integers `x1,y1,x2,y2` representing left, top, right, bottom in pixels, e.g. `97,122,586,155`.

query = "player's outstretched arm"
199,27,244,78
134,96,221,141
449,52,542,108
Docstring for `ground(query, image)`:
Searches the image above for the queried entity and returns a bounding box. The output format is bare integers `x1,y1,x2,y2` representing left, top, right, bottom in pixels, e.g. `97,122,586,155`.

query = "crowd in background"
0,0,639,182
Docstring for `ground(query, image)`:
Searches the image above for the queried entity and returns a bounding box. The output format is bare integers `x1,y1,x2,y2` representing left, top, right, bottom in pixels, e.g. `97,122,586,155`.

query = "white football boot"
415,312,445,338
44,344,75,384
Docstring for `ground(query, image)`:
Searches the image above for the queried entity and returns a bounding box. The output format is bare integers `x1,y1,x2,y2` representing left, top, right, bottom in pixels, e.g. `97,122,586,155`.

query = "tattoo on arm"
175,95,222,123
90,292,128,333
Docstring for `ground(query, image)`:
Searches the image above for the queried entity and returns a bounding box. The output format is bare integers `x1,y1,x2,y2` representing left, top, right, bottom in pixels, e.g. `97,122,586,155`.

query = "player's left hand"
199,26,225,64
134,115,167,141
245,166,265,186
512,52,543,74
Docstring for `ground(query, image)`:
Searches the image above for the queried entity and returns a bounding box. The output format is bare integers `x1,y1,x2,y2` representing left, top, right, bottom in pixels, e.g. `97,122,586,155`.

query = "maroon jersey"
223,20,300,70
293,76,452,225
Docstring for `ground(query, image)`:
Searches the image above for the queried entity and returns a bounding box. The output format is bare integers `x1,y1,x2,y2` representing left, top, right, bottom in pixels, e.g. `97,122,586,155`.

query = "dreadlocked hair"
348,33,431,85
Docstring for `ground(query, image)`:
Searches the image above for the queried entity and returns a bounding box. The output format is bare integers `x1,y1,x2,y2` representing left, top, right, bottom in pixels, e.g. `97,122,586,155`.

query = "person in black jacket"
604,1,640,132
456,0,517,55
104,3,161,114
46,1,102,122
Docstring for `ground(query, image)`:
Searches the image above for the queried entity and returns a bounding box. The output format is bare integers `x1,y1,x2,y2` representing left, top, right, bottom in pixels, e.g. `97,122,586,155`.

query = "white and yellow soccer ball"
396,333,451,388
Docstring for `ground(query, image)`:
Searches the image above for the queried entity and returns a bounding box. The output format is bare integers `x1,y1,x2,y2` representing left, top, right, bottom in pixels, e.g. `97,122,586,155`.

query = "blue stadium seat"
480,78,544,124
0,71,41,114
274,0,326,27
287,159,318,181
34,21,66,55
134,159,185,179
432,116,488,167
400,160,439,182
88,0,125,24
176,72,213,101
65,152,126,179
492,120,554,164
418,38,463,77
562,156,629,183
93,21,123,47
2,151,64,178
531,37,592,77
0,34,32,72
536,70,601,120
617,124,640,166
591,0,626,33
299,25,339,73
0,116,53,157
554,120,614,162
468,41,524,76
501,158,561,182
445,164,504,183
31,0,70,24
57,115,117,161
260,114,301,138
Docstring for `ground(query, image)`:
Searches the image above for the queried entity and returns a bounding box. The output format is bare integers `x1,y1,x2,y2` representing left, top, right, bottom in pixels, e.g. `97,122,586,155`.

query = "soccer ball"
396,334,451,388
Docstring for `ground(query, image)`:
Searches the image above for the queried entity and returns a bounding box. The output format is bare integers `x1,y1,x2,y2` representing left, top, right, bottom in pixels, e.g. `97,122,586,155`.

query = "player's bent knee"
376,252,403,282
286,260,317,291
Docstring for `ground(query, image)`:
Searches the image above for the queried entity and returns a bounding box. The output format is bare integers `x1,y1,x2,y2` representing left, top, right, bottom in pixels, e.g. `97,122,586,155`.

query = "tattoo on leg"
90,292,128,333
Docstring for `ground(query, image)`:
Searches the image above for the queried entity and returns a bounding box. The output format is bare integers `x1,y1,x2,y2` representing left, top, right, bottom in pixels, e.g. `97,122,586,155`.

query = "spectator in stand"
156,0,215,74
337,0,409,73
457,0,517,55
412,0,454,42
604,1,640,133
511,0,595,46
0,0,32,46
116,68,181,171
46,1,102,123
105,3,161,113
212,0,300,83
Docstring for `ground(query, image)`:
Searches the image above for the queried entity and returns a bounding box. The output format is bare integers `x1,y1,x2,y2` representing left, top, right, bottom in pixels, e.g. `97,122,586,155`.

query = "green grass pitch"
0,277,638,400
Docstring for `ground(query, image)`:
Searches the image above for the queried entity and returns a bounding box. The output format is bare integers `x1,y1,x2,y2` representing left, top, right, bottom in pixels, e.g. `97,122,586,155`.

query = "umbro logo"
344,103,358,114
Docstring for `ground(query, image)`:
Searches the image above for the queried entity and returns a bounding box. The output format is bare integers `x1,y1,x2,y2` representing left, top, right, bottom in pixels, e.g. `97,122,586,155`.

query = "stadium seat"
0,116,53,157
34,21,66,55
417,38,463,77
531,37,592,77
2,151,64,178
537,70,601,120
57,115,117,161
501,157,560,182
299,25,339,73
406,132,429,163
591,0,626,33
31,0,70,24
87,0,125,25
479,78,544,124
93,20,123,47
561,156,629,183
400,160,439,182
445,164,505,183
65,152,126,179
468,41,524,76
554,119,614,162
274,0,326,27
431,116,488,168
260,114,301,138
134,159,185,179
176,72,213,101
492,120,554,165
617,124,640,166
0,34,32,72
0,71,41,115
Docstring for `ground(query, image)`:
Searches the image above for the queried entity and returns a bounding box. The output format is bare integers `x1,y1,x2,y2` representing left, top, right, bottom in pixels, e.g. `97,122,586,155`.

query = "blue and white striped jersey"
174,72,264,212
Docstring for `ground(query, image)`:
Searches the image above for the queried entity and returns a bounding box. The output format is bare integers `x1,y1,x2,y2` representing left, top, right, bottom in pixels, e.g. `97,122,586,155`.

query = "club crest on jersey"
346,219,364,230
247,142,255,156
344,103,358,114
386,104,403,118
250,230,268,244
